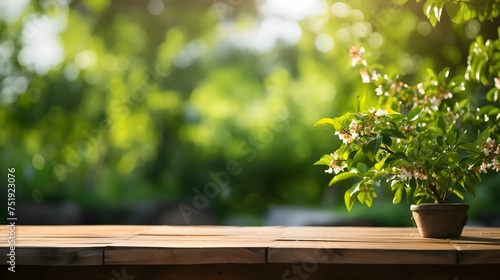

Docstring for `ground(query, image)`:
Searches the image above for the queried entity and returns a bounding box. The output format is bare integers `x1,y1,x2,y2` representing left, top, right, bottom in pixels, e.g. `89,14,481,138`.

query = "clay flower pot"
410,203,469,238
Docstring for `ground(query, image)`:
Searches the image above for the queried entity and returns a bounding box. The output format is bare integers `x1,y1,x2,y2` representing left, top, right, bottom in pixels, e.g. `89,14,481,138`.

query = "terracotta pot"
410,203,469,238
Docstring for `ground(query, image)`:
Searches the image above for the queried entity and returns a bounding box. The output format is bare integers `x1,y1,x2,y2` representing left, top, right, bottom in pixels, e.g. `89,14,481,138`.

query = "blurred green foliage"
1,0,499,225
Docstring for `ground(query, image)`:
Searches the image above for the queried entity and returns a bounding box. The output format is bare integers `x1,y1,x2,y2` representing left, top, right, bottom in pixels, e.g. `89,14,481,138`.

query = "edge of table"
1,225,499,266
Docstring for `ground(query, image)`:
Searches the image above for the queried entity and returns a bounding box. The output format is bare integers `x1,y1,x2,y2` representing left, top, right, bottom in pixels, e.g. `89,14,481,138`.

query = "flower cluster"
351,46,460,120
324,151,347,174
394,166,428,181
478,137,500,173
333,108,391,145
349,46,367,67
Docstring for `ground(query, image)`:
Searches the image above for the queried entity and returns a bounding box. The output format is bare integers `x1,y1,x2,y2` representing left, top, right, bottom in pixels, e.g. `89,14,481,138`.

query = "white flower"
397,166,427,180
375,85,384,96
415,171,428,180
360,70,370,83
375,109,388,117
350,131,359,140
333,163,347,174
349,46,367,66
335,131,356,144
495,77,500,89
492,158,500,171
325,152,347,174
480,161,490,173
417,83,425,95
371,71,380,82
428,96,440,110
483,138,495,156
398,167,412,180
349,119,359,133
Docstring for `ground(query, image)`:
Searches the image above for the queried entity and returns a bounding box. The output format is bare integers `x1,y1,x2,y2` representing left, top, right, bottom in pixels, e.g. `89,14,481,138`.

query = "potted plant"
314,45,500,238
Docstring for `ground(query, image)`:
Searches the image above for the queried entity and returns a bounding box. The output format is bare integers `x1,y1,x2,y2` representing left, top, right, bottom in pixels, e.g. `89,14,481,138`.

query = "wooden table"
1,226,500,279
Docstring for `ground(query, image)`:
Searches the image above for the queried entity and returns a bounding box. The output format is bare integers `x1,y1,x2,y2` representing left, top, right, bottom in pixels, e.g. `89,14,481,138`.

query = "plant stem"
428,179,444,204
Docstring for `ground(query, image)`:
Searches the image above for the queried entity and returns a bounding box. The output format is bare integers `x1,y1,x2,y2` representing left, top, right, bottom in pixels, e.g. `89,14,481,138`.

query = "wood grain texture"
12,248,103,266
1,225,500,267
2,264,500,280
105,247,265,265
267,247,457,265
450,228,500,265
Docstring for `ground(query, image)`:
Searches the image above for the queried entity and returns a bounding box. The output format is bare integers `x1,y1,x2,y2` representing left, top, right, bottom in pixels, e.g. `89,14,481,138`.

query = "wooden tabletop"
1,226,500,266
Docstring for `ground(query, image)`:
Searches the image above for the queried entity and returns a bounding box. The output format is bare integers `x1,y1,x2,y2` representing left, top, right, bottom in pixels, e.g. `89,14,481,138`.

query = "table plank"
105,247,265,265
2,225,500,267
449,227,500,264
268,240,457,264
5,264,499,280
1,225,151,237
11,248,103,266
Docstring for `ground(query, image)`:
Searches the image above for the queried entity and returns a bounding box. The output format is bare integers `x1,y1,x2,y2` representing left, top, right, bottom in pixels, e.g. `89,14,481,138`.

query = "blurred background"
1,0,499,227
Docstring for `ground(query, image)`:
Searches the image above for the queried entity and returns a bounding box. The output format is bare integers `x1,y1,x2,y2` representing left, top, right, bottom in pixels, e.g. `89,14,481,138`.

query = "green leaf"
436,135,444,146
356,92,366,112
357,191,366,204
344,184,360,211
329,171,362,186
315,112,355,130
486,88,499,102
438,67,450,80
426,67,438,79
374,134,383,155
423,0,445,26
352,148,372,168
478,105,500,115
390,158,413,167
313,154,331,166
382,133,392,147
452,189,464,200
404,186,413,201
364,194,374,207
363,140,375,160
480,64,490,85
445,1,460,23
469,47,488,83
357,189,374,208
408,106,423,122
446,125,458,145
393,184,403,204
449,75,466,91
462,176,477,198
382,128,407,139
356,162,369,174
374,161,385,170
424,4,436,25
314,118,335,127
